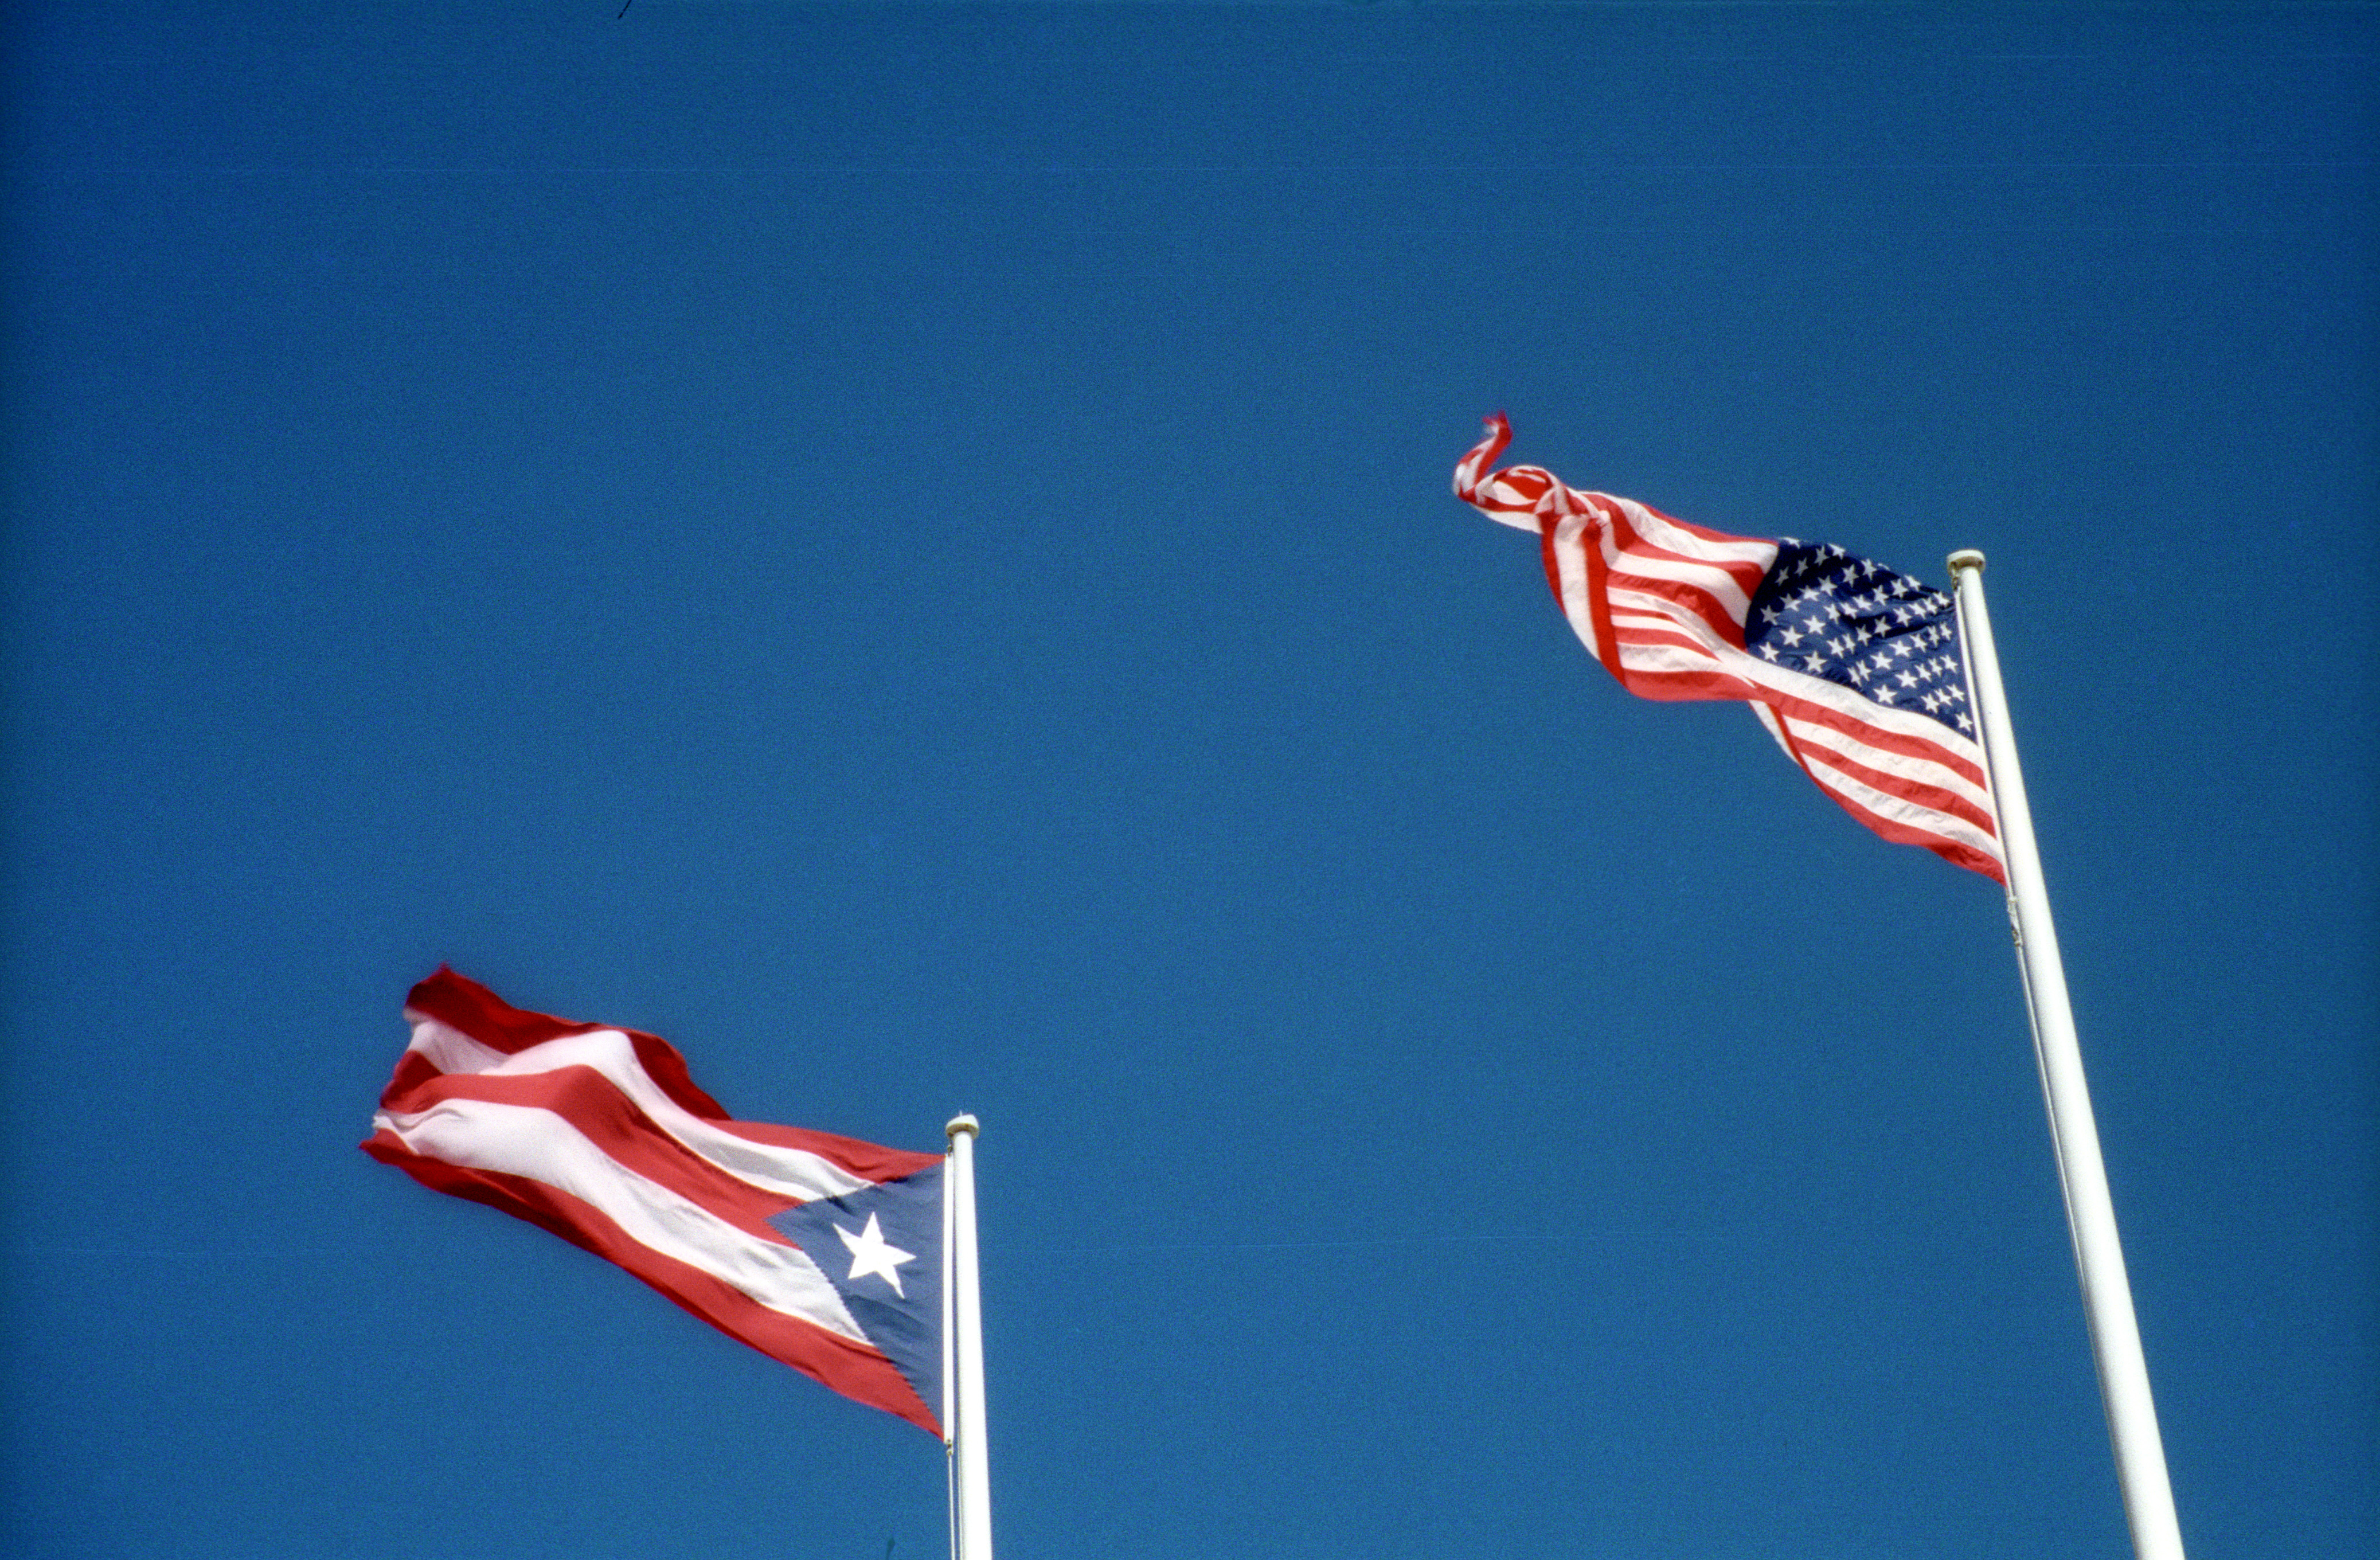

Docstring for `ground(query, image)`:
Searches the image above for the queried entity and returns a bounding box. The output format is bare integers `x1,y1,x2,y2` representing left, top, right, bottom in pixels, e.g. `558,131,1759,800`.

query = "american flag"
1455,415,2004,881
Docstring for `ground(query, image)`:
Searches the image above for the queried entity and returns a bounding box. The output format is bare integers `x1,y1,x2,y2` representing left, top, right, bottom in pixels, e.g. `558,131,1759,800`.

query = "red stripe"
1574,503,1624,674
1609,622,1734,663
1453,415,1517,505
405,966,607,1054
380,1066,804,1238
406,967,732,1121
379,1048,445,1103
1762,687,1991,792
1615,665,1763,703
1537,520,1602,666
1482,471,1552,514
1607,574,1745,649
1597,502,1764,639
393,971,942,1186
1795,771,2008,883
705,1119,941,1183
1635,503,1778,569
1789,734,2000,839
361,1133,943,1436
1546,514,1751,682
1757,706,2003,874
1543,504,1628,689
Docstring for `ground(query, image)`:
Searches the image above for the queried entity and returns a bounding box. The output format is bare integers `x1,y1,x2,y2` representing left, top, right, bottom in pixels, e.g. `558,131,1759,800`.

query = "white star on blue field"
3,5,2371,1559
1745,541,1975,728
837,1214,919,1300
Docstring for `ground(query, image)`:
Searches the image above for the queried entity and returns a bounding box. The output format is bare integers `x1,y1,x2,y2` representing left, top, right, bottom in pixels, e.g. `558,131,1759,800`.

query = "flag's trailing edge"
362,967,947,1436
1455,415,2006,882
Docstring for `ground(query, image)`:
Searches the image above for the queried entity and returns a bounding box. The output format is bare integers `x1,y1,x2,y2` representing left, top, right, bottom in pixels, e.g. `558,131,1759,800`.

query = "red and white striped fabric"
362,967,945,1433
1455,415,2005,881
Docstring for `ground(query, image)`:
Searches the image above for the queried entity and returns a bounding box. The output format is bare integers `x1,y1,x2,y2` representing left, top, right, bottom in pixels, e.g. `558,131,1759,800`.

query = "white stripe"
1780,716,1995,816
402,1010,506,1074
1800,752,2006,864
1606,581,1730,626
1599,603,1990,794
1728,654,1990,771
1614,640,1732,677
1549,513,1603,664
374,1097,867,1343
1596,518,1760,625
1612,636,1999,853
1465,469,1552,530
1597,494,1779,570
1604,570,1987,771
402,1018,874,1205
1475,483,1543,530
1607,588,1734,646
1610,612,1729,647
1557,541,1752,664
1750,701,1796,759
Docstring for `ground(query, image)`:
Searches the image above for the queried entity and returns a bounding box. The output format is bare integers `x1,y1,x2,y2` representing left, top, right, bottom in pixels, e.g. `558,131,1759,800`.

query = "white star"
834,1212,917,1298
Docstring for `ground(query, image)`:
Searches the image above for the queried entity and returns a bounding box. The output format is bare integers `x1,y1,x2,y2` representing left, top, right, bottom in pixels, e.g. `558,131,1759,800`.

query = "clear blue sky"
5,3,2373,1557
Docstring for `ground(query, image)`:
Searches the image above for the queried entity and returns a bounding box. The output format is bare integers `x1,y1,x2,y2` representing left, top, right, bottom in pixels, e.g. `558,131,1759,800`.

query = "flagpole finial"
1947,548,1987,576
945,1113,980,1141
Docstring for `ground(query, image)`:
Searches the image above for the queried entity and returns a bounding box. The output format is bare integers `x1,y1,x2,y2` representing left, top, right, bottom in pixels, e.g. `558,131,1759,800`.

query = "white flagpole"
943,1115,994,1560
1948,550,2185,1560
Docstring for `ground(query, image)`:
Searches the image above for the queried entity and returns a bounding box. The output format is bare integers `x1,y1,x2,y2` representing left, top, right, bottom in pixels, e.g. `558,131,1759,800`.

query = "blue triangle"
767,1164,943,1418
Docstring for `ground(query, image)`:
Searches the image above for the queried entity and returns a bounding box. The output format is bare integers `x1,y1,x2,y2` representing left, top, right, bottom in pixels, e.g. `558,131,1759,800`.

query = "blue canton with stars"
1743,540,1976,737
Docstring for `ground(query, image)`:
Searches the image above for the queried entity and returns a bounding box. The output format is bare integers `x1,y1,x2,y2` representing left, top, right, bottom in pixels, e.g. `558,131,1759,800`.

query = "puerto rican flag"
1455,415,2005,882
362,968,947,1435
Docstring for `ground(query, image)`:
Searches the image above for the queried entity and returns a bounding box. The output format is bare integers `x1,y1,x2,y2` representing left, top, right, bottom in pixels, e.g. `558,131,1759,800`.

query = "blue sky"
5,3,2373,1557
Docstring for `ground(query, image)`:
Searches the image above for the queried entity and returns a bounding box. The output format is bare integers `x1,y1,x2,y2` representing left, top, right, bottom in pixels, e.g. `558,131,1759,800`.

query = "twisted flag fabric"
362,968,947,1434
1455,416,2004,881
